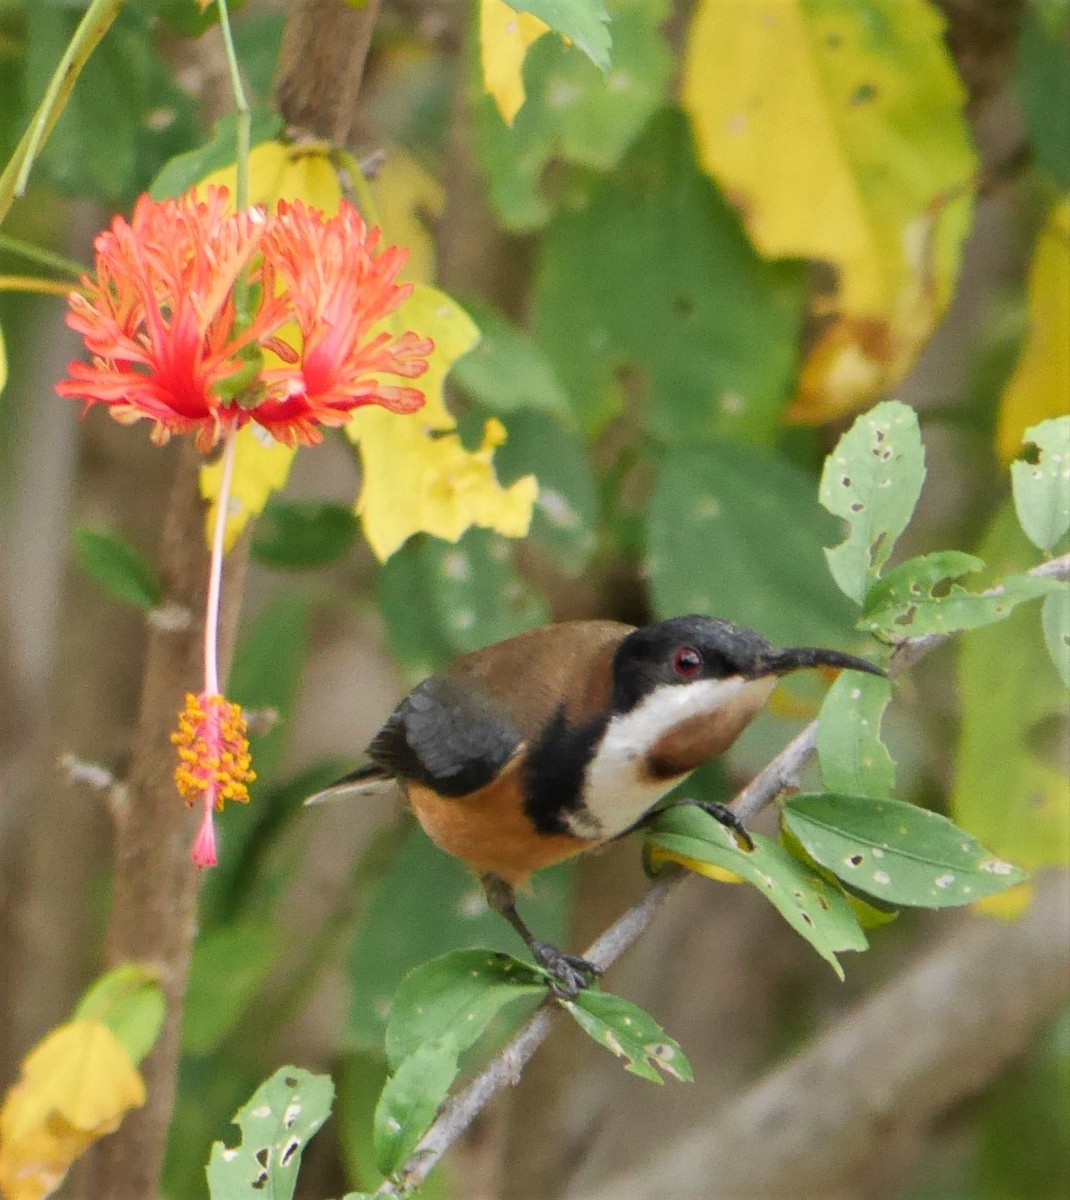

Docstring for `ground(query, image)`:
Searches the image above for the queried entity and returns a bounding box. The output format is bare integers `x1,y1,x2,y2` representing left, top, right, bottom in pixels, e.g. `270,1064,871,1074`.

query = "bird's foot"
693,801,754,851
528,939,601,999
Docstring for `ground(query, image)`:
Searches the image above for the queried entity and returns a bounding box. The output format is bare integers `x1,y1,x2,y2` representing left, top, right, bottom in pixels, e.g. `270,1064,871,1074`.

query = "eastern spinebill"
307,615,883,995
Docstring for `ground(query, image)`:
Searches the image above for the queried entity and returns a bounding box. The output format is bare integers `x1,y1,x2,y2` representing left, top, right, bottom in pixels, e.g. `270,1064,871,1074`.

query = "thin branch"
380,551,1070,1196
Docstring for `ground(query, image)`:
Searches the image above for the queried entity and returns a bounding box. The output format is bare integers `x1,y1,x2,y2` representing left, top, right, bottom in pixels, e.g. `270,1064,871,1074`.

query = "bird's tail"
304,763,398,806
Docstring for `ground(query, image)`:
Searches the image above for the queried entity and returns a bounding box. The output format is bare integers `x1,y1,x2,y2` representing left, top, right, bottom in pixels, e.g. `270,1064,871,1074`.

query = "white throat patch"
567,676,755,839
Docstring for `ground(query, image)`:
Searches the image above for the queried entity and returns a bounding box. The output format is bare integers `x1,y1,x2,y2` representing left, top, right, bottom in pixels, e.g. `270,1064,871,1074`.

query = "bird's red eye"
672,646,703,678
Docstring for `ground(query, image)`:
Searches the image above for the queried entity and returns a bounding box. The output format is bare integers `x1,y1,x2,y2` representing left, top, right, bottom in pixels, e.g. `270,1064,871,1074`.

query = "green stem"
216,0,251,214
336,148,384,228
0,0,123,225
0,232,86,279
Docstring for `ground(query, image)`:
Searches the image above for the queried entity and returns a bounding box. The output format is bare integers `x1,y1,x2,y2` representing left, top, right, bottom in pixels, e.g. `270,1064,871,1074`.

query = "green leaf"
380,530,548,675
951,506,1070,870
816,671,895,799
386,949,547,1070
452,300,575,422
1042,583,1070,687
1016,3,1070,189
149,110,283,200
1011,416,1070,552
819,401,927,605
645,807,867,979
533,108,806,441
861,551,1060,638
562,990,692,1083
72,527,161,610
417,529,550,657
207,1067,334,1200
783,793,1028,908
491,411,599,576
183,922,283,1055
512,0,612,72
373,1037,460,1177
25,5,198,204
647,441,856,647
347,828,573,1050
74,964,165,1066
250,500,359,570
335,1053,456,1199
475,0,672,231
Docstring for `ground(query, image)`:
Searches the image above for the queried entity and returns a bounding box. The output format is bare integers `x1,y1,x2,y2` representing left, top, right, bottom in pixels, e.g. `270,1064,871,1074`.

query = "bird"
306,615,884,995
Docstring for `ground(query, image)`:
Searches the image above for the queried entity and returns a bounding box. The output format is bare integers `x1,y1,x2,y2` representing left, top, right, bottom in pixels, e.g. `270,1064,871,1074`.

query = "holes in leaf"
280,1138,301,1167
845,854,864,868
1016,440,1042,466
255,1148,270,1168
283,1075,298,1087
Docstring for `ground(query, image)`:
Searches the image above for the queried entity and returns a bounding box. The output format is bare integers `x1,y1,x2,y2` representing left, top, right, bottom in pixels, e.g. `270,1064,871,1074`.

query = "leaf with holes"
861,551,1060,637
206,1067,334,1200
73,527,161,611
373,1036,460,1177
1011,416,1070,552
386,949,548,1070
645,807,867,979
562,990,692,1083
820,401,926,606
816,670,895,799
783,793,1028,908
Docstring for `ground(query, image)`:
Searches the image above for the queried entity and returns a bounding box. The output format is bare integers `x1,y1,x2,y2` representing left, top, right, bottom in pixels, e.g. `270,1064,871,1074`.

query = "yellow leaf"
369,146,445,285
0,322,7,395
199,139,343,213
647,844,744,885
682,0,977,423
996,197,1070,463
347,285,537,559
0,1020,144,1200
480,0,552,125
972,882,1034,921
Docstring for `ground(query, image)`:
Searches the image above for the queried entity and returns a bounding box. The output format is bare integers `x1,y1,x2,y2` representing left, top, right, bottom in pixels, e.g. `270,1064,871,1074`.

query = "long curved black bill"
759,646,886,679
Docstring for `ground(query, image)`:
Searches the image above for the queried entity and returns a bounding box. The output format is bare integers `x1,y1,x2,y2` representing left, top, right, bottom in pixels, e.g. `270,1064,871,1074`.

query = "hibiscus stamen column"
171,430,254,870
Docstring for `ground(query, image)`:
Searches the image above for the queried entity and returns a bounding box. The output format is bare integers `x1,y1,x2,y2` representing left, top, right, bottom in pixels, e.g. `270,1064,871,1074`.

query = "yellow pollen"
171,692,255,808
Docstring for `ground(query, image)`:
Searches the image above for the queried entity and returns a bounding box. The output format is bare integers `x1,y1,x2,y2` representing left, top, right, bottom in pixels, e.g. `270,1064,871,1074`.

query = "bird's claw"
695,801,755,851
529,939,600,999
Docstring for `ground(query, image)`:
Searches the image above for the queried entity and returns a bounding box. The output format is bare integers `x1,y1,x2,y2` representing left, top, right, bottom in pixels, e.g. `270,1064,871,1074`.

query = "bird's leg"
481,872,600,999
632,798,754,851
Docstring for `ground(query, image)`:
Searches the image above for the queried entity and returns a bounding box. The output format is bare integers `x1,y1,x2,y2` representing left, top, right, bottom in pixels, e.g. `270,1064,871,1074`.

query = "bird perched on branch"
307,615,882,995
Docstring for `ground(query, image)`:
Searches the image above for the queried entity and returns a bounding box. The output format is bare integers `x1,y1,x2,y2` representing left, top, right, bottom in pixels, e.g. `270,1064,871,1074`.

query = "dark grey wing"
366,675,522,797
